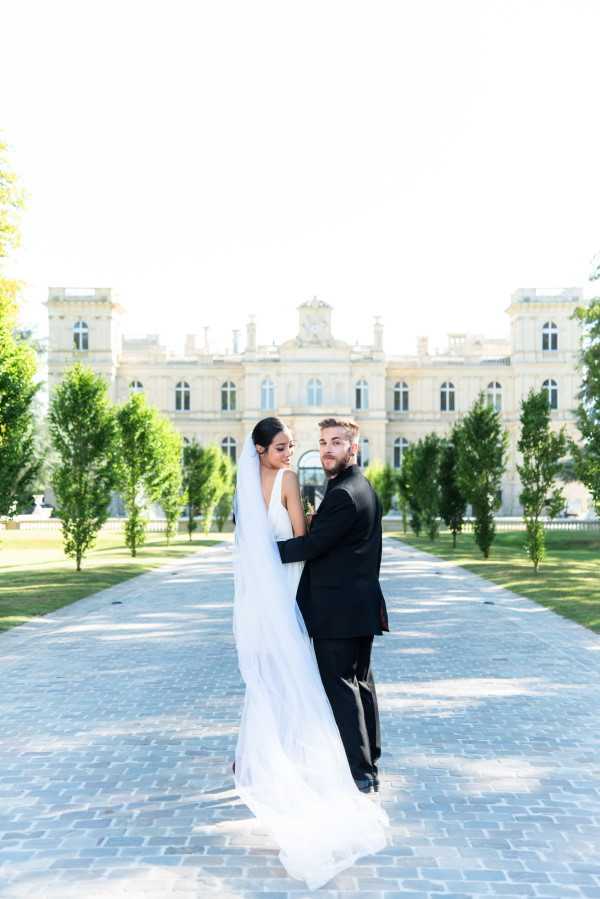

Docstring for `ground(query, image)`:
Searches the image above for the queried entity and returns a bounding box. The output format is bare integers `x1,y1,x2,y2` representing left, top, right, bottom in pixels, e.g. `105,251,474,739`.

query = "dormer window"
542,321,558,351
73,320,89,351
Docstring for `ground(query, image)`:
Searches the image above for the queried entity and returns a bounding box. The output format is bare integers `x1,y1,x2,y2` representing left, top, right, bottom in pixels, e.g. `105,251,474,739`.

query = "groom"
277,418,389,794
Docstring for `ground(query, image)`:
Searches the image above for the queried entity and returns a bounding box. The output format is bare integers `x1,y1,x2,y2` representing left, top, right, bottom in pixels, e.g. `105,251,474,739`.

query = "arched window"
393,381,409,412
486,381,502,412
261,378,275,411
221,436,237,463
542,321,558,352
355,379,369,410
542,378,558,410
221,381,236,411
129,380,144,394
357,436,369,469
175,381,191,412
393,437,409,469
307,378,323,406
440,381,455,412
73,320,89,351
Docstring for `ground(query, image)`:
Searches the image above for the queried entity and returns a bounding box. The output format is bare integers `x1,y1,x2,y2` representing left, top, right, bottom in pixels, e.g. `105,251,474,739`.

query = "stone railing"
383,515,600,533
0,517,234,533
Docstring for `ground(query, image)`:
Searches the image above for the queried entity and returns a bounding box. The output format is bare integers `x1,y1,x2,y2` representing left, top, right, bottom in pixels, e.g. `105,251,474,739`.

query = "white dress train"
233,443,388,891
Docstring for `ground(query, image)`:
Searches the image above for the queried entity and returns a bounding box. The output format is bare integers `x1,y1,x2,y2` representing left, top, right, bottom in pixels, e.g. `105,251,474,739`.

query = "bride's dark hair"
252,417,287,453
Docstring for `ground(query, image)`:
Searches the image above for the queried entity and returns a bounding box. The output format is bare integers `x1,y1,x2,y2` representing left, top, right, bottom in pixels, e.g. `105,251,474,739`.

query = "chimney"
373,316,383,351
417,336,429,357
246,316,256,352
203,326,210,352
232,329,240,354
184,334,196,355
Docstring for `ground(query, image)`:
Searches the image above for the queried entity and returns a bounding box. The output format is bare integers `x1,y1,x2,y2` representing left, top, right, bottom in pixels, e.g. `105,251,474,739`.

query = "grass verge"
389,529,600,633
0,530,232,632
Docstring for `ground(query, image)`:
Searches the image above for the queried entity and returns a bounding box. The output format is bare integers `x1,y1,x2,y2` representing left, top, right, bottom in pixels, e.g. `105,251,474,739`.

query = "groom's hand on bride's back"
277,490,355,564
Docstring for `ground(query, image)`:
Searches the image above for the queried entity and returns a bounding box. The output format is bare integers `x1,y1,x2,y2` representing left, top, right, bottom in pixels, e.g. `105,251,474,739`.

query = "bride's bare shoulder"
281,468,301,499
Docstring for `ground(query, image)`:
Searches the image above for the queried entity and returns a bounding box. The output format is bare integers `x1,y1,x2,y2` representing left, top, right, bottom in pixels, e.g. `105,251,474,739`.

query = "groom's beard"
323,451,353,479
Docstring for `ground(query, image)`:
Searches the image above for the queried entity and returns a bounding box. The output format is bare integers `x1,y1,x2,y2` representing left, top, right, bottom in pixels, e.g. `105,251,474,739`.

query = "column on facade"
158,375,169,413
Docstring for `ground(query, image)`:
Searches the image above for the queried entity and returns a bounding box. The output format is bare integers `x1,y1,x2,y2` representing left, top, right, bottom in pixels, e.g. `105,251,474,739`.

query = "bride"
233,417,388,890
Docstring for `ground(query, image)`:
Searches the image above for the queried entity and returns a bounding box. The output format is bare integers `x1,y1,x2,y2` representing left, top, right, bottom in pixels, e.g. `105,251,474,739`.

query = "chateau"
46,287,591,516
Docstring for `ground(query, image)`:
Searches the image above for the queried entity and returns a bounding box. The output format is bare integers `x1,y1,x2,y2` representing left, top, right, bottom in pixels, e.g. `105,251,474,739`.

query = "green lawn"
0,529,232,632
389,529,600,633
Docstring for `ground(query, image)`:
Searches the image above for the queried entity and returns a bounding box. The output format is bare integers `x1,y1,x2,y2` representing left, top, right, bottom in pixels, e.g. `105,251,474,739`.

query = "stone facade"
46,287,592,515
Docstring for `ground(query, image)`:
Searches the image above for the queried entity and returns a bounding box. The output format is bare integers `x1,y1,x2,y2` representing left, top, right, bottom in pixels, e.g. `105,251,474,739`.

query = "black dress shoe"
372,777,380,793
354,776,373,794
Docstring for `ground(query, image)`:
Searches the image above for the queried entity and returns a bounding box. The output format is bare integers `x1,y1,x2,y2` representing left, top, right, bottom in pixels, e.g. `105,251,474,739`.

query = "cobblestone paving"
1,538,600,898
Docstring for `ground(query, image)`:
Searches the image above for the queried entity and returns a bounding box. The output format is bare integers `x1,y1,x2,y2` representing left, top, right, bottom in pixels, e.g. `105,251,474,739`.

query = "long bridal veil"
233,435,388,890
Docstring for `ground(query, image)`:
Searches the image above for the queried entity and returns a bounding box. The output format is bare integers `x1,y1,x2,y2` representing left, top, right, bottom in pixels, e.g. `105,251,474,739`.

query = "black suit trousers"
313,636,381,782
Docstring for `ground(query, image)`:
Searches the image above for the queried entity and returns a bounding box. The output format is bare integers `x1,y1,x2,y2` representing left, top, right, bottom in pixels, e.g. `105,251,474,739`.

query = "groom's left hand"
277,490,355,564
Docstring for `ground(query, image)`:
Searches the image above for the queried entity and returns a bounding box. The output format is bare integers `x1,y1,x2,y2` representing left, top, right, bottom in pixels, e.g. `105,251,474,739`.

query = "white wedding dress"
267,467,305,594
233,438,388,890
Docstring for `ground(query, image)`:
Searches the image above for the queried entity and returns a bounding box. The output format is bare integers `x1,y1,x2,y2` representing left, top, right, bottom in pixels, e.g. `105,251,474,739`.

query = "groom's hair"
318,417,359,443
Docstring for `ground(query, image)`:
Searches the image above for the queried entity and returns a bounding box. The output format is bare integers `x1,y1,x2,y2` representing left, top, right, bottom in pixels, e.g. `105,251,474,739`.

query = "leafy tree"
364,460,396,515
571,293,600,514
380,462,397,517
0,138,24,258
183,440,203,540
152,418,184,544
18,327,52,504
0,140,40,518
0,295,40,517
49,364,118,570
395,481,409,534
195,445,226,534
456,393,508,558
364,459,382,497
398,445,422,536
214,453,236,531
115,393,164,556
183,443,229,537
411,433,443,540
439,424,468,548
517,389,568,572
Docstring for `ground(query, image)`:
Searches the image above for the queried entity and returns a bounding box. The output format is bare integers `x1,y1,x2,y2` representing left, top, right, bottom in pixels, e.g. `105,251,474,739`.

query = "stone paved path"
1,538,600,898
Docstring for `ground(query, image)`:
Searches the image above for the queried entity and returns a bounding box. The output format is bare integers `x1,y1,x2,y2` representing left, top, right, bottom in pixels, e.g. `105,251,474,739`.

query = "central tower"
297,297,333,345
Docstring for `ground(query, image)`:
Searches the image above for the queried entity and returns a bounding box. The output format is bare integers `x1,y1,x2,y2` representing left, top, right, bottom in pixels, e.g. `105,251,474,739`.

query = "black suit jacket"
277,465,389,639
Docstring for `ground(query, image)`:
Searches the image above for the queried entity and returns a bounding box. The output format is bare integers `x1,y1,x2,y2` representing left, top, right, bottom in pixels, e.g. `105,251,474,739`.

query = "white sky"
2,0,599,356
